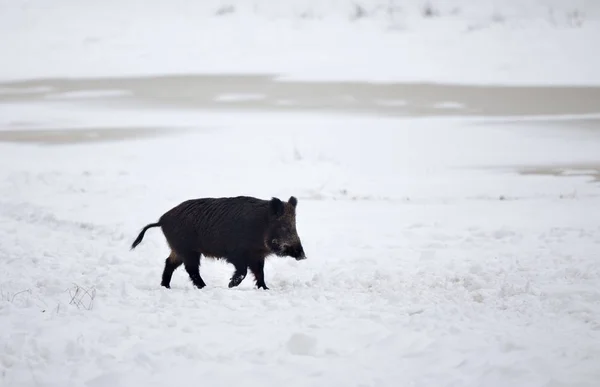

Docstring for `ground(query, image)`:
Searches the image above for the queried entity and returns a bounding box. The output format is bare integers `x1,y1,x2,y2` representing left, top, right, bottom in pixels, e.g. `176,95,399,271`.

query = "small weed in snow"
422,2,440,18
0,288,32,303
215,5,234,16
351,4,368,20
67,283,96,310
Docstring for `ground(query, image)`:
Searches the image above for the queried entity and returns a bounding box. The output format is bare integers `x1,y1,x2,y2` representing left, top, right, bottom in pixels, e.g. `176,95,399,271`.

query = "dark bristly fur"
130,195,306,290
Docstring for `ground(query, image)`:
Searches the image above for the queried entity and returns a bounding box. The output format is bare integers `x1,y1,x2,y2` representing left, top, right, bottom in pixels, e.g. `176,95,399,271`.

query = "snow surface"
1,0,600,386
1,106,600,387
1,0,600,84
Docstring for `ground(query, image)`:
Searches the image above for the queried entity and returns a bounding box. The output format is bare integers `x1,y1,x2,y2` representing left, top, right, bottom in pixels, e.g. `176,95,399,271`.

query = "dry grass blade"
67,283,96,310
0,287,32,303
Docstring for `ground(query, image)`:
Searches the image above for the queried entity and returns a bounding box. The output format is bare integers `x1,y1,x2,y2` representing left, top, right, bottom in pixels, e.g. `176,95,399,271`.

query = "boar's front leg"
228,257,248,288
249,258,269,290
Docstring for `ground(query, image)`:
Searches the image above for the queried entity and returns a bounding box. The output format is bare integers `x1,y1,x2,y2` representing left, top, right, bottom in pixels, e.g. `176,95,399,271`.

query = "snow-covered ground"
1,106,599,387
1,0,600,386
1,0,600,84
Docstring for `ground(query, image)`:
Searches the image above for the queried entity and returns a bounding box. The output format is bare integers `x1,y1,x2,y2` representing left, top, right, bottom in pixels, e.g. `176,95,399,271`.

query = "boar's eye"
271,238,279,245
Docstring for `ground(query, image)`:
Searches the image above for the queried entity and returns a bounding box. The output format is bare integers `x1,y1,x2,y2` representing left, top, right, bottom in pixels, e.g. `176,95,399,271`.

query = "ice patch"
375,99,408,106
275,99,296,105
0,86,54,94
433,101,465,109
44,90,132,100
214,93,266,102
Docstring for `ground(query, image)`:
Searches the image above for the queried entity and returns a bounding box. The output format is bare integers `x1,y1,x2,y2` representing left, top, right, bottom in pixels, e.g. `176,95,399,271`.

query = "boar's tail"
131,222,161,250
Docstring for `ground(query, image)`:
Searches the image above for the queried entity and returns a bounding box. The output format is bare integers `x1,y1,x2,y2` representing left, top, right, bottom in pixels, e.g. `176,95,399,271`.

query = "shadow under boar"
130,195,306,290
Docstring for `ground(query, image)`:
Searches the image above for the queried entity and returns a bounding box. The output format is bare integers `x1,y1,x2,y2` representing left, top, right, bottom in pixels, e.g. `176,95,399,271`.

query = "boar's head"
266,196,306,260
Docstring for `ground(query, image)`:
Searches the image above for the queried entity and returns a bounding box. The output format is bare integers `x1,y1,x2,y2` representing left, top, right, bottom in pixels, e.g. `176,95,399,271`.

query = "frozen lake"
2,74,600,118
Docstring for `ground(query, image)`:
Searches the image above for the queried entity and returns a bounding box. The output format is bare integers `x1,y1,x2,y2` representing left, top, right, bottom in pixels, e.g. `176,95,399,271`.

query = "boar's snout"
290,244,306,261
270,239,306,260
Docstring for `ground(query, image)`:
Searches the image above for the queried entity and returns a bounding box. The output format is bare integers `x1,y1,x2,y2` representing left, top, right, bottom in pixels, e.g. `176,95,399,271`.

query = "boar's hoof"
190,278,206,289
257,284,269,290
228,274,246,288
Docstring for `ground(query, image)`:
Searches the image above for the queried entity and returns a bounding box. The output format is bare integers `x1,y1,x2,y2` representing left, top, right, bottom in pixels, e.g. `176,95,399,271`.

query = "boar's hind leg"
181,251,206,289
228,258,248,288
249,258,269,290
161,251,183,289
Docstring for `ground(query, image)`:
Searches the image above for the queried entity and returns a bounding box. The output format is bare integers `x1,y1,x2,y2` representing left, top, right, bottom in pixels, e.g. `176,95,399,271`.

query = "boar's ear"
269,197,285,217
288,196,298,208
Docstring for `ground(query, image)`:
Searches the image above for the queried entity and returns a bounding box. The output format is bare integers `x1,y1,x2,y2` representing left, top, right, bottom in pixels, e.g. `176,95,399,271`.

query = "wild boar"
130,195,306,290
